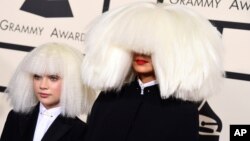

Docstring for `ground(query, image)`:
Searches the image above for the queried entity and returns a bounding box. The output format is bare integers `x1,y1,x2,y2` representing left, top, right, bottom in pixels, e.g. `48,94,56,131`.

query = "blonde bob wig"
6,43,96,117
81,2,224,101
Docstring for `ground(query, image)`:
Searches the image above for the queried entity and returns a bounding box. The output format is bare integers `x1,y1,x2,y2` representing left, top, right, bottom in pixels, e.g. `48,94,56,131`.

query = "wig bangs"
23,47,67,77
100,3,177,56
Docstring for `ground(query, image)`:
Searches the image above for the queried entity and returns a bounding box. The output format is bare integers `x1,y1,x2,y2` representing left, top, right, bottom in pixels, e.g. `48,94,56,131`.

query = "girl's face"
33,74,62,109
132,53,155,82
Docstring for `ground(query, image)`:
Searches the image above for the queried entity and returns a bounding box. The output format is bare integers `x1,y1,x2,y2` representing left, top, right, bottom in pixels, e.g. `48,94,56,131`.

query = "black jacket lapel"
41,115,72,141
19,104,39,141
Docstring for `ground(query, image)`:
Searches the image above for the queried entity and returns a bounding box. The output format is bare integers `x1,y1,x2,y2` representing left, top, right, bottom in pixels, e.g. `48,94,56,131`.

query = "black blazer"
85,80,199,141
0,104,86,141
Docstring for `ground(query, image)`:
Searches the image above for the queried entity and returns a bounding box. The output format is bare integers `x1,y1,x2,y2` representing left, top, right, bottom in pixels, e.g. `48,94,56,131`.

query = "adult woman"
81,2,224,141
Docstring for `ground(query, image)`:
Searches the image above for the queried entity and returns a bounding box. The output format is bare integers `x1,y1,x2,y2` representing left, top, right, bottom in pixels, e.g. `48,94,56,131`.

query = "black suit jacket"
85,80,199,141
1,104,86,141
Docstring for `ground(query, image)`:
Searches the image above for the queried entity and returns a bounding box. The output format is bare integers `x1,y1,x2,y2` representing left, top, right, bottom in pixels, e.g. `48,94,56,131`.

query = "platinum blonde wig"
6,43,96,117
81,2,224,101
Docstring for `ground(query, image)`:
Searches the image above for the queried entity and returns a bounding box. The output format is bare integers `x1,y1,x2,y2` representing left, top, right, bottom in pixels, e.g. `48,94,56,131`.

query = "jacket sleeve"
176,103,199,141
65,118,87,141
85,91,111,140
86,91,106,125
0,110,19,141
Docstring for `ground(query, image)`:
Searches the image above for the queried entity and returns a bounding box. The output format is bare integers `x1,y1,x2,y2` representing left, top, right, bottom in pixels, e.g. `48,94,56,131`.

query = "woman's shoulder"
72,116,87,126
62,116,86,125
163,97,199,111
60,116,87,133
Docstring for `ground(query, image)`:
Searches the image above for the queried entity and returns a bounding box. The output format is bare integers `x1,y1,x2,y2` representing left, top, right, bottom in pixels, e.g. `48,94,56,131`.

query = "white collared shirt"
33,103,61,141
138,79,158,95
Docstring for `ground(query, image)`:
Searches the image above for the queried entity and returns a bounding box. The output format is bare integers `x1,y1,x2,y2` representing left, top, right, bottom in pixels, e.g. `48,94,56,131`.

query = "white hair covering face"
81,2,224,101
6,43,96,117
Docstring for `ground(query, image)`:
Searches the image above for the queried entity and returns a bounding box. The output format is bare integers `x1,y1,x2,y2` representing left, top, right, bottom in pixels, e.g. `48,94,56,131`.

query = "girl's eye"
48,75,60,81
33,74,41,80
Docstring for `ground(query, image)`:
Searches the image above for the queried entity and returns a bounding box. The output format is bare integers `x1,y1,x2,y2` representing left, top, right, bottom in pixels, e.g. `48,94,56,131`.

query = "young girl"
81,2,224,141
1,43,96,141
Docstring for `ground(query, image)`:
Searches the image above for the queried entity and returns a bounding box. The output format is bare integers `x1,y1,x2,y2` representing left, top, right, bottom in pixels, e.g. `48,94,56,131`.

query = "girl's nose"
39,77,48,90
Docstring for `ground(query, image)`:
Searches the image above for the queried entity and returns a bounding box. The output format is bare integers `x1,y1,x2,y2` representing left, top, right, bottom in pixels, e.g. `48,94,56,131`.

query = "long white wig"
6,43,96,117
81,2,224,101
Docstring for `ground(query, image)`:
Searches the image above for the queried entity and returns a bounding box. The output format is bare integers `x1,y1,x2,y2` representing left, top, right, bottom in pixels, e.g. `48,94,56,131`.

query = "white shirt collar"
138,78,158,88
39,103,61,118
137,78,158,95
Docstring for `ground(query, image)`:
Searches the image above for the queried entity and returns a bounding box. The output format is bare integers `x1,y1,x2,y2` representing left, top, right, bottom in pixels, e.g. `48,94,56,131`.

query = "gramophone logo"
20,0,73,18
198,101,223,141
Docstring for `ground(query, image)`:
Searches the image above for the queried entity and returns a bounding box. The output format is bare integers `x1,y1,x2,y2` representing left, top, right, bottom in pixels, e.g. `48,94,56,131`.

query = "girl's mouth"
39,93,50,98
